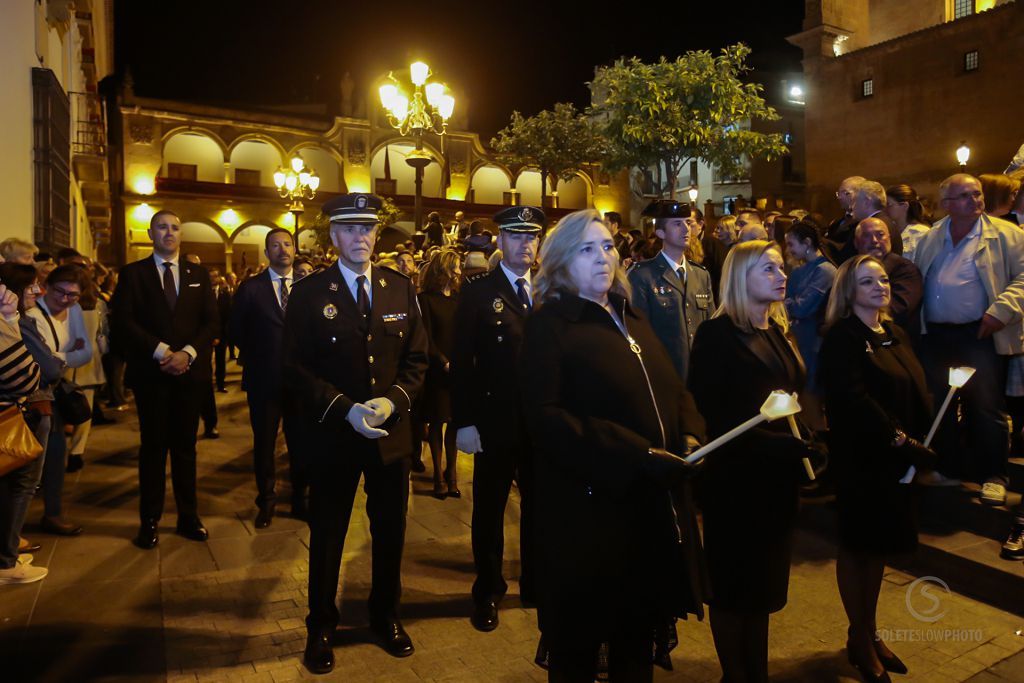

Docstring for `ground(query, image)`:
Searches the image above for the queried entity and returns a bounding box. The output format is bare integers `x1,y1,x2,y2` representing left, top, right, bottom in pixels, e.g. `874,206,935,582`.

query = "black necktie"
677,266,687,288
162,261,177,310
356,275,370,327
280,277,290,311
516,278,531,311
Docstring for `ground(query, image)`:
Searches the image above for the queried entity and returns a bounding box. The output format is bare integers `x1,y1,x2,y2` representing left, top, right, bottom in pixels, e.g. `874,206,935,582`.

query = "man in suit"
230,227,306,528
212,269,231,393
111,210,218,549
452,205,542,632
284,193,428,675
829,179,903,264
854,216,923,339
629,200,715,384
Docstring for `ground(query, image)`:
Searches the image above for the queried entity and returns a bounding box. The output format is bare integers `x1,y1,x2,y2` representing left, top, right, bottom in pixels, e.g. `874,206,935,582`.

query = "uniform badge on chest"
493,298,504,313
323,303,338,320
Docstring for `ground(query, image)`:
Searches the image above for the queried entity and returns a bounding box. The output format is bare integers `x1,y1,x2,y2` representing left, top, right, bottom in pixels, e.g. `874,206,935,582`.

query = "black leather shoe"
302,630,334,674
40,515,83,536
203,427,220,439
370,619,414,657
134,519,159,549
848,642,892,683
411,459,426,474
175,517,209,542
66,455,84,472
873,638,908,675
255,505,274,529
216,387,228,394
471,600,499,632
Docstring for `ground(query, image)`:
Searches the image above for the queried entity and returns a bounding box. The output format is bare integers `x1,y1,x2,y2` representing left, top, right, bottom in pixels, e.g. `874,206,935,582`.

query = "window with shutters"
167,162,198,181
32,68,71,250
234,168,260,186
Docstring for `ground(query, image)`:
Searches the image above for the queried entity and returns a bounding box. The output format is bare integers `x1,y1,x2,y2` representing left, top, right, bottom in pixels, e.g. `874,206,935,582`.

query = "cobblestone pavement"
2,373,1023,682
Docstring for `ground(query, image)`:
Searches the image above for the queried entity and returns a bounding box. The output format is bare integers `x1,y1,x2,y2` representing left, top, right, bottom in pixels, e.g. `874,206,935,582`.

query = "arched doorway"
163,132,225,182
231,224,273,275
180,221,227,271
470,165,511,205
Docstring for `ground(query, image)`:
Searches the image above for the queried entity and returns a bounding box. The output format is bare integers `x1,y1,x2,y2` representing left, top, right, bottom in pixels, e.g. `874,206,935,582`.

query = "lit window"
862,79,874,98
954,0,974,19
965,50,979,71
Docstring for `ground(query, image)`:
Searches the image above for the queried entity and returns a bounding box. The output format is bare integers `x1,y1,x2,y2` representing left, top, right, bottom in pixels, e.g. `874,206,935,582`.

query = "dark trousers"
200,381,217,431
214,343,227,390
306,446,409,632
471,428,535,603
41,411,66,517
101,352,127,406
923,322,1009,482
134,380,201,521
247,389,307,509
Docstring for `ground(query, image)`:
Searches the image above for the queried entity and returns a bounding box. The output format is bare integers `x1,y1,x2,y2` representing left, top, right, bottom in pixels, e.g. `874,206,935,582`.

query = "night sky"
115,0,805,139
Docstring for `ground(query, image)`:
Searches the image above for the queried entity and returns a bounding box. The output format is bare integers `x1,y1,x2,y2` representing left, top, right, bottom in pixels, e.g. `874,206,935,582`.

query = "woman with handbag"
0,265,46,584
26,265,90,536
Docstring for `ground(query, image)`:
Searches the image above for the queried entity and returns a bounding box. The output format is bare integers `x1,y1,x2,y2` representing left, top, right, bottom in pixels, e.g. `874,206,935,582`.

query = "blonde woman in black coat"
820,255,935,682
688,240,813,683
520,209,706,682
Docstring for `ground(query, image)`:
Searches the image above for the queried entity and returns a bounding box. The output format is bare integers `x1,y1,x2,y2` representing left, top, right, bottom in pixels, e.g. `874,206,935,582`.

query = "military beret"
493,205,545,233
322,193,384,225
642,199,692,220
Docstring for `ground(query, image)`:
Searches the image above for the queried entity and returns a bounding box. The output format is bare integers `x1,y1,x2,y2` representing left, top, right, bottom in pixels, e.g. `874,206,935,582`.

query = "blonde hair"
717,215,738,240
534,209,631,305
421,248,461,293
713,240,789,333
0,238,38,262
825,254,891,325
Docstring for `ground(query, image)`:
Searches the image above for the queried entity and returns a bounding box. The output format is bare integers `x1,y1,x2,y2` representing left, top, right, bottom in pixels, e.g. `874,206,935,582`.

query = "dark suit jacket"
229,269,285,395
628,254,714,383
881,252,923,338
450,267,530,435
282,264,428,465
216,287,232,342
827,212,904,264
110,256,218,389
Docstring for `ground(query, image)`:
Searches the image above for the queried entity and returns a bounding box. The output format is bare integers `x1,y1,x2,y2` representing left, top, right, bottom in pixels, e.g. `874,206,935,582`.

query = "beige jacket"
916,214,1024,355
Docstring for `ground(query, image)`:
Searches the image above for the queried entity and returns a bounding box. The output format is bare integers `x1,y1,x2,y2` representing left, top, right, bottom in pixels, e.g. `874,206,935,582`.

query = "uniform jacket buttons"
367,334,373,341
497,335,503,342
398,331,404,338
331,336,336,343
370,378,376,385
496,320,502,326
368,355,374,364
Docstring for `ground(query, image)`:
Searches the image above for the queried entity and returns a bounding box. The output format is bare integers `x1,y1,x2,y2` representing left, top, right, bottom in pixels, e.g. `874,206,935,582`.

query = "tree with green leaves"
590,43,788,200
490,102,605,207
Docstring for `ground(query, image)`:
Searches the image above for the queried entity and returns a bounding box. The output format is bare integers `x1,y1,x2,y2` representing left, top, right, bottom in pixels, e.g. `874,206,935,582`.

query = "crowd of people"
0,163,1022,683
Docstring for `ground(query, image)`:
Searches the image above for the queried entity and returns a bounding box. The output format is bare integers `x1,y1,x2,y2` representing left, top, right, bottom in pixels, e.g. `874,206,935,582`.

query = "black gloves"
646,447,700,486
900,437,938,471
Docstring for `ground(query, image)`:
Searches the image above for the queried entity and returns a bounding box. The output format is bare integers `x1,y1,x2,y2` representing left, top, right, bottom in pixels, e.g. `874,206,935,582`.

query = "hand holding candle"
899,367,975,484
685,391,802,465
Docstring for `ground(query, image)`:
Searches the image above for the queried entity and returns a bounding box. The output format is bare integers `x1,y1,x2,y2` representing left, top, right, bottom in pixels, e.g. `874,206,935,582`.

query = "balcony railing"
70,91,106,157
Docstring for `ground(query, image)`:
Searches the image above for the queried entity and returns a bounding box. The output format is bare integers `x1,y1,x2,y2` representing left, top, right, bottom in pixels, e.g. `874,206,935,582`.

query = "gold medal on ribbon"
323,303,338,320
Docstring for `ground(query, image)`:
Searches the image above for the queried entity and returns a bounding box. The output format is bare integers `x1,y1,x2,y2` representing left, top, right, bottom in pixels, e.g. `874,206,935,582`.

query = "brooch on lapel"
323,304,338,320
329,282,339,292
493,298,504,313
379,278,387,288
865,341,874,354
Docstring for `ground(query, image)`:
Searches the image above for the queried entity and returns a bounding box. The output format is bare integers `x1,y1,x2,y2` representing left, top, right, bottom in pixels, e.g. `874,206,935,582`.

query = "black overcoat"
519,290,707,644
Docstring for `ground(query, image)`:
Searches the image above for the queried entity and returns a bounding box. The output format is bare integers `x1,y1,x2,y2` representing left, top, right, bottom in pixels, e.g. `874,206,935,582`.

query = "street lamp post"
273,157,320,245
956,142,971,172
378,61,455,231
688,185,699,208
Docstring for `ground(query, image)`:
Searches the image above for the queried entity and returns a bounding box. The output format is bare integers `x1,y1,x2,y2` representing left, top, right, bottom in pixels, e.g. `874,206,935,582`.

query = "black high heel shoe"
847,642,892,683
873,637,908,674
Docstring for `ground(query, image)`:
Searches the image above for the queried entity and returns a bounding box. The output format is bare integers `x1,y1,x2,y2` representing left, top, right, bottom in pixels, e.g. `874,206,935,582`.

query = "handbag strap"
36,305,60,352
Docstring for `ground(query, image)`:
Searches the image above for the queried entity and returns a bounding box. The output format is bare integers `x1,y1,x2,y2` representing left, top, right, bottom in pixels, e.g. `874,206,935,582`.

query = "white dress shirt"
150,252,197,363
661,250,686,284
499,261,532,306
268,268,294,308
337,261,373,307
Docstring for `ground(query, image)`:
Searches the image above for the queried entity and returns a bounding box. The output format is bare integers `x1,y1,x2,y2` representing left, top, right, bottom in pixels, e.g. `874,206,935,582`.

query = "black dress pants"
547,632,653,683
471,427,535,603
134,379,201,521
247,390,307,508
306,445,409,633
214,343,227,390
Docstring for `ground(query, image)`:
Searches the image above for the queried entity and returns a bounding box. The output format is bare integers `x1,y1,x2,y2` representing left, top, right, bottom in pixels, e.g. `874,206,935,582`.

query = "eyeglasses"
942,190,983,202
51,286,81,301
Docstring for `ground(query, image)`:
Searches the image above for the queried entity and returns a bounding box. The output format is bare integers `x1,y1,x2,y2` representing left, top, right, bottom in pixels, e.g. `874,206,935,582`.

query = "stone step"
797,488,1024,617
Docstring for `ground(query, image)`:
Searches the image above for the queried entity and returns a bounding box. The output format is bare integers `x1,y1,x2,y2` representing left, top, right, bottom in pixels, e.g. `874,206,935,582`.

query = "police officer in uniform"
283,193,428,675
452,205,543,632
628,200,715,383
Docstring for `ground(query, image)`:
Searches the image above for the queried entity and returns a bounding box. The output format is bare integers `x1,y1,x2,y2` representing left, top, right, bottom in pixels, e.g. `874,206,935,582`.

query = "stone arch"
556,171,594,210
162,129,229,182
228,219,284,245
179,217,229,244
469,159,514,184
227,132,288,160
229,139,285,187
161,126,229,159
469,164,513,205
179,220,228,272
369,141,443,198
230,223,278,271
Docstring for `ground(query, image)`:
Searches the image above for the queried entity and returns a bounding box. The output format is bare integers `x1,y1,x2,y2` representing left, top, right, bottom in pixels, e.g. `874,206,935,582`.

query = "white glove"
456,426,483,454
364,397,395,427
346,403,389,439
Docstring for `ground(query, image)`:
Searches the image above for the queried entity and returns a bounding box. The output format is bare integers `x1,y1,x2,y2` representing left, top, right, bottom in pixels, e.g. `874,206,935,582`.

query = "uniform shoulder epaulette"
687,259,708,271
465,271,490,283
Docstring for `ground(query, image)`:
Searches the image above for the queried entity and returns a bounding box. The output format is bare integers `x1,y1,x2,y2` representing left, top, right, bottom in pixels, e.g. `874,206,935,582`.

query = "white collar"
661,251,686,273
337,260,371,289
153,253,179,268
499,261,531,288
268,268,294,283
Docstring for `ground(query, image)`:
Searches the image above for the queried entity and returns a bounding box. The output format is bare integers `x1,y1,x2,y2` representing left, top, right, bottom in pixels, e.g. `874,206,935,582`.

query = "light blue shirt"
337,261,372,308
924,219,988,324
499,261,532,306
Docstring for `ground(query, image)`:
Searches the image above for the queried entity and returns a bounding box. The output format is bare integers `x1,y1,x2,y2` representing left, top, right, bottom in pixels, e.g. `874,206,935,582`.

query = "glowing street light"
379,61,456,230
273,156,319,241
688,186,699,206
956,142,971,171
